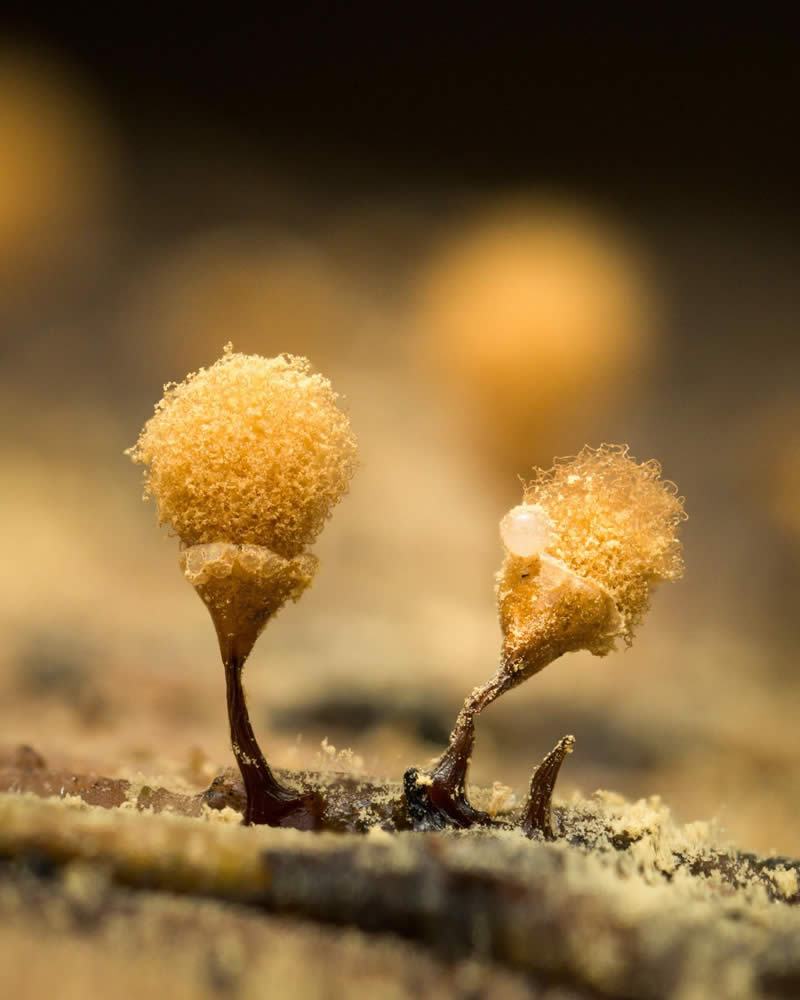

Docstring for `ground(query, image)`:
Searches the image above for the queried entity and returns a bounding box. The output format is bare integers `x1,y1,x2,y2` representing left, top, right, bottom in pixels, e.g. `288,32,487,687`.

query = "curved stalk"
223,636,319,828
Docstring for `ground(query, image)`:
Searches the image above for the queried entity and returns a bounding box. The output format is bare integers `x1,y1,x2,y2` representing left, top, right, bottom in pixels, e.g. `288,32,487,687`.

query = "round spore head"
523,444,686,642
127,346,358,558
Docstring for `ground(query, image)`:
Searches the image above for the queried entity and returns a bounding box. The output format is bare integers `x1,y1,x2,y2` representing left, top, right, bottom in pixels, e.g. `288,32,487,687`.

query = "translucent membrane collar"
181,542,298,587
179,542,318,664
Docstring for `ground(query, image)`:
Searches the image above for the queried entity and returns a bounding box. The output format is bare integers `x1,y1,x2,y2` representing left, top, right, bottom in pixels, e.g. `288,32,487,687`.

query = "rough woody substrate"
2,748,800,999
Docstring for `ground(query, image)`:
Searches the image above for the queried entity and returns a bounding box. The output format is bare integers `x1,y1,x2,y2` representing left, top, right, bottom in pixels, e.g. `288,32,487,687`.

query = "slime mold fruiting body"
181,543,319,825
406,445,685,831
128,346,357,826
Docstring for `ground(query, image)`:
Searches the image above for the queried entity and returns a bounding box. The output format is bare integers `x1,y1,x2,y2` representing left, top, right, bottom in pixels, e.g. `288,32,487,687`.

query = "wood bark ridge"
2,751,800,999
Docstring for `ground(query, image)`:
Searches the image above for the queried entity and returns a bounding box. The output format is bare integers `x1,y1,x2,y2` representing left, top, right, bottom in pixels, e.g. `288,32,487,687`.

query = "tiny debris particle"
770,867,799,900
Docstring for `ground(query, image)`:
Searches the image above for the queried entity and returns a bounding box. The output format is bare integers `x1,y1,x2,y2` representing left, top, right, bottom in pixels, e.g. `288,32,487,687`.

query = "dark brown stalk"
521,734,575,839
404,665,523,829
223,637,321,828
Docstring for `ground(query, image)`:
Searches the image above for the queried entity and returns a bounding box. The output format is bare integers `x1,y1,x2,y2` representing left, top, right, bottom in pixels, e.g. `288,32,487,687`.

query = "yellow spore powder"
523,444,686,643
127,345,358,559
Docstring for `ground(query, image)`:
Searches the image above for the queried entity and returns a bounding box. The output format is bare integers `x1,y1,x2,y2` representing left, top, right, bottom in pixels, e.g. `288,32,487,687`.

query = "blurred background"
1,14,798,853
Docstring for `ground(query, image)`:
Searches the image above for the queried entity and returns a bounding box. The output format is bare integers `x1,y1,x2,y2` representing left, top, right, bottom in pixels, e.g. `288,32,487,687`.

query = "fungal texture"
127,344,358,560
407,445,686,830
128,346,358,827
506,443,686,651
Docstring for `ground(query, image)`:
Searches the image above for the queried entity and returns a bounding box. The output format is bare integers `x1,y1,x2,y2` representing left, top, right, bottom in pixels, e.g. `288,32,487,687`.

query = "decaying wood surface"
2,740,800,999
